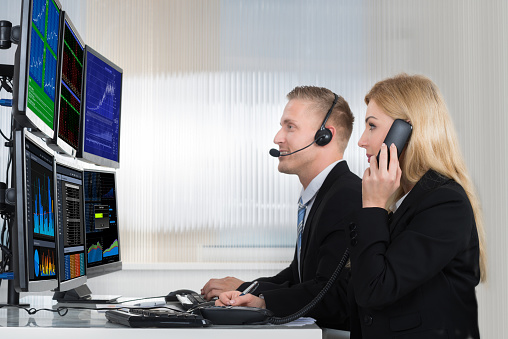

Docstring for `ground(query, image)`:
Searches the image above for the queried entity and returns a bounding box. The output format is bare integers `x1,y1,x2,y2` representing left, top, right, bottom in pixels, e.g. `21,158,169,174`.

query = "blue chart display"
103,239,119,257
43,42,58,101
34,249,40,277
22,136,58,287
87,241,103,263
31,159,55,239
103,188,114,199
83,50,122,163
29,27,44,88
33,176,55,237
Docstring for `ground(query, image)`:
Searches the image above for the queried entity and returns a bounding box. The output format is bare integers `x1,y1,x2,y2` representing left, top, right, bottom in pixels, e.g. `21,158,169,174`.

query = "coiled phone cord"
268,248,350,325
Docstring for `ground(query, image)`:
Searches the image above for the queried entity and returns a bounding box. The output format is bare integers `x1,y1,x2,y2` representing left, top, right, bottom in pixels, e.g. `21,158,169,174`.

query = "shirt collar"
391,191,410,212
300,160,343,205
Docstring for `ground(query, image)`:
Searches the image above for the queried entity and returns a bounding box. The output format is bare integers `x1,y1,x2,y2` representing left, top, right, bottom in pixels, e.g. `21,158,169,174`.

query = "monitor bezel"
13,129,59,292
12,0,64,139
54,158,87,292
82,168,122,279
78,45,123,169
47,12,86,158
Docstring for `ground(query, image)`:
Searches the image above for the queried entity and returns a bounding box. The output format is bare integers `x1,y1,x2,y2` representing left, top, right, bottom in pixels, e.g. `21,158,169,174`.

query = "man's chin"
278,164,296,175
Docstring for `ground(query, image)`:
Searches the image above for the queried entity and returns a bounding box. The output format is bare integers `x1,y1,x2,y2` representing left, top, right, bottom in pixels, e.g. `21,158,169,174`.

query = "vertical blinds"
81,0,369,265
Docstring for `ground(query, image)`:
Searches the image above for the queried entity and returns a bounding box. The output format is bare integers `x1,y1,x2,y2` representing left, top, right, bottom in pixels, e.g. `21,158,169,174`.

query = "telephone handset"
376,119,412,168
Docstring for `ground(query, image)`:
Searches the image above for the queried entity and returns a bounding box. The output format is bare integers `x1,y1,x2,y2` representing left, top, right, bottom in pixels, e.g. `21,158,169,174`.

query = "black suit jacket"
238,160,362,330
348,170,480,338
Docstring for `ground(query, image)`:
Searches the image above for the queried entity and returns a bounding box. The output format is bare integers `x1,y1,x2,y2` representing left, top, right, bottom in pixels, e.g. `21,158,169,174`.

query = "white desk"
0,296,322,339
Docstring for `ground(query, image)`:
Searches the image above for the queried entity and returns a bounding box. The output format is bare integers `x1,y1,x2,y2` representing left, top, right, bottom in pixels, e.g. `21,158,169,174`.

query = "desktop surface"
0,296,322,339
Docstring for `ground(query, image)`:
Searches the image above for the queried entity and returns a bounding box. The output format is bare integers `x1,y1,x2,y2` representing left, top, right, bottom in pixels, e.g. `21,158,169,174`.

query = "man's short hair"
287,86,354,151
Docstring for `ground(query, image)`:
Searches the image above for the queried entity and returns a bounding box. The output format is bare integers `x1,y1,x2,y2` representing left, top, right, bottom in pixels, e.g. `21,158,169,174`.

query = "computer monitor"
12,128,58,292
78,46,122,168
83,169,121,278
54,159,86,291
52,167,121,304
47,13,85,157
12,0,63,139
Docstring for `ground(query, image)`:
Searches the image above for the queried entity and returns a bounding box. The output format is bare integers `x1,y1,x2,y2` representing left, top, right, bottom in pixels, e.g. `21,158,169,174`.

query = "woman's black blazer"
348,170,481,339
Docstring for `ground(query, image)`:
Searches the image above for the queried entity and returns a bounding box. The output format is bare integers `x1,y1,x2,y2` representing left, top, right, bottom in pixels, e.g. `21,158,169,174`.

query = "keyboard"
105,307,212,328
176,292,216,310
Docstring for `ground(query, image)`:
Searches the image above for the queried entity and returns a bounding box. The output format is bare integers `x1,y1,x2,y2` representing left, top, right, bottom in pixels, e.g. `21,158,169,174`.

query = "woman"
350,74,486,338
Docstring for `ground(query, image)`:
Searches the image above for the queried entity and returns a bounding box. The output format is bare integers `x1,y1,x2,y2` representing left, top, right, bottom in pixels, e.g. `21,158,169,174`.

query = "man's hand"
201,276,244,300
215,290,266,309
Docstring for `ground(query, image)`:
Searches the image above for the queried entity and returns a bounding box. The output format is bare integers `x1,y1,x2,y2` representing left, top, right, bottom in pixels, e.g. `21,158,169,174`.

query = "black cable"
0,304,184,317
6,111,14,188
0,76,12,93
1,217,7,249
0,304,70,316
0,216,10,282
0,244,11,261
0,112,14,285
5,214,11,251
1,218,6,249
267,248,350,325
0,129,9,141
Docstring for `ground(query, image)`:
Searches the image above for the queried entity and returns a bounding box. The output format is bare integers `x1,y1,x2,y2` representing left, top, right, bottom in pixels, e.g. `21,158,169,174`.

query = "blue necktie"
297,197,308,281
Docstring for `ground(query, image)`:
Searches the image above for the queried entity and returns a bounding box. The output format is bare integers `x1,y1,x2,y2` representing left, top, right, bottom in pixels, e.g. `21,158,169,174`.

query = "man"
201,86,362,330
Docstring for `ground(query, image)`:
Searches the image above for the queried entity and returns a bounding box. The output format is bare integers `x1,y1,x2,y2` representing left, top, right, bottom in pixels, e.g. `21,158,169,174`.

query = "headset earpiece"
314,93,338,147
314,128,332,146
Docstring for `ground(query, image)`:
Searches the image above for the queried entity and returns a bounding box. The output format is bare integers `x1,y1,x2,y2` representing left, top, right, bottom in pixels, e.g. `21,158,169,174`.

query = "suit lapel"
299,161,351,274
389,170,451,234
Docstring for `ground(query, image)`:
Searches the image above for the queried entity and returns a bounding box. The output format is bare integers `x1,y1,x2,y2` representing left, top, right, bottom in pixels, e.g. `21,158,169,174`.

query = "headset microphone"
269,140,317,157
269,93,339,158
269,149,281,157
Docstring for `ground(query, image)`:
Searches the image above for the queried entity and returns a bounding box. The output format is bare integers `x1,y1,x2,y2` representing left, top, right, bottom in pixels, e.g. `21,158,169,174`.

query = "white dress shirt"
299,159,344,229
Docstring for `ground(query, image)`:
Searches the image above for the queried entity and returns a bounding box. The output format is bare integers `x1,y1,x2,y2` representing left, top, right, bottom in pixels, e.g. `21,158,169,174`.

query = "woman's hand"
362,143,402,208
215,290,266,309
201,276,245,300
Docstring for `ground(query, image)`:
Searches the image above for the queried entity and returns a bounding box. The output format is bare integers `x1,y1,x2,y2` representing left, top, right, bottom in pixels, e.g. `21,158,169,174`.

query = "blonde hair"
365,74,486,282
287,86,354,152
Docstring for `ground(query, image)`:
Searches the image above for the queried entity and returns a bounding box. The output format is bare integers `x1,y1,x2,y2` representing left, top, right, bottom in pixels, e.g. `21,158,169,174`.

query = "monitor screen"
83,169,121,278
48,13,84,157
79,46,122,168
55,161,86,291
12,0,63,139
12,129,58,292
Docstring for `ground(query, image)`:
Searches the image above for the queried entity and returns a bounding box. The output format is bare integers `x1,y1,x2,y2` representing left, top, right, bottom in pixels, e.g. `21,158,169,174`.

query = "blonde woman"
349,74,485,338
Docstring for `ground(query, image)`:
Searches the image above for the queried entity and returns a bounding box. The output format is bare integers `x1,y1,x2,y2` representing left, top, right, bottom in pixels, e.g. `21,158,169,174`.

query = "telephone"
376,119,412,168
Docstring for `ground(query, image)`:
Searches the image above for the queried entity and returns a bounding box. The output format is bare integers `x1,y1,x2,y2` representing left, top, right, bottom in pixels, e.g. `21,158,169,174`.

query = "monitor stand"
52,284,121,304
0,280,30,307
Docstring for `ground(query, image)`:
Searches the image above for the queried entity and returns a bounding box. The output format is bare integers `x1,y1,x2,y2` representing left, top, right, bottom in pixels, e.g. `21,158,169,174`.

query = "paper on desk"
280,317,316,326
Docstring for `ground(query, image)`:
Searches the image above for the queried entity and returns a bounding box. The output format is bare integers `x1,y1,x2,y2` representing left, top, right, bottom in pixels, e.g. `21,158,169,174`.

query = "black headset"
269,93,340,158
314,93,338,146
